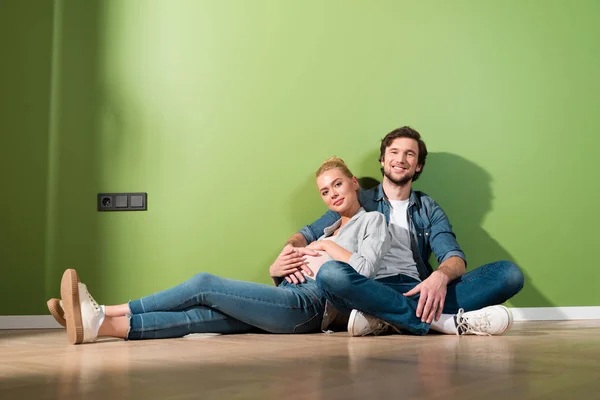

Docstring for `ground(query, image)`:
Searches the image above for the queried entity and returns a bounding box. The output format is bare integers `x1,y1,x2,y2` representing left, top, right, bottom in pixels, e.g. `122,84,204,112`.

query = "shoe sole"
347,309,361,337
60,269,83,344
46,299,66,328
501,305,514,333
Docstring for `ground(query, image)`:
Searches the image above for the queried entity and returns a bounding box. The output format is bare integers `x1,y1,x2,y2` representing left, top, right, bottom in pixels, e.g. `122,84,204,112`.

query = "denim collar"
372,184,421,209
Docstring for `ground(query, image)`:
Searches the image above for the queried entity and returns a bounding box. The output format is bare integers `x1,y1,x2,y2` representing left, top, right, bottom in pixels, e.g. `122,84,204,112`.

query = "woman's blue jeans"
316,260,525,335
127,273,325,340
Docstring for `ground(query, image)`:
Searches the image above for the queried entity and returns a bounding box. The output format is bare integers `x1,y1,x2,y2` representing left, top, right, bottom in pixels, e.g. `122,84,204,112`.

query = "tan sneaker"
60,269,105,344
348,310,400,337
46,298,66,327
48,271,81,328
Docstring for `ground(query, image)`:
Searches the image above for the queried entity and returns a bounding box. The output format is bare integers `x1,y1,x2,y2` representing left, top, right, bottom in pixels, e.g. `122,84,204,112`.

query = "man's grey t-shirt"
376,199,420,281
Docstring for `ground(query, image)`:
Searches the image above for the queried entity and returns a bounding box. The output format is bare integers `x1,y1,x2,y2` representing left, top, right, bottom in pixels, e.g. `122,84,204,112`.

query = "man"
270,126,524,336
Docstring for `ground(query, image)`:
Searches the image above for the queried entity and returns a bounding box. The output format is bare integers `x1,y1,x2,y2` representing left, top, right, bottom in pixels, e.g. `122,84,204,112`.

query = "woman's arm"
345,213,390,278
306,240,351,263
307,212,390,279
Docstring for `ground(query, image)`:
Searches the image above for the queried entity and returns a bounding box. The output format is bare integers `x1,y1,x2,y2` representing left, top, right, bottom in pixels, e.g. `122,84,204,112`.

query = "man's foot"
60,269,105,344
46,298,66,328
347,309,398,337
455,305,513,336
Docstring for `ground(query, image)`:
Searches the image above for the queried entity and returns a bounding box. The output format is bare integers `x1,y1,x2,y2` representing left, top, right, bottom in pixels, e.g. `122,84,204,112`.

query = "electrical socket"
97,192,147,211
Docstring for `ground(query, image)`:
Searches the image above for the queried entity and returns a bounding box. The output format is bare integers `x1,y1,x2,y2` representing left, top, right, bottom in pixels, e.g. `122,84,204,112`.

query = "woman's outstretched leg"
98,316,129,339
125,272,325,334
97,307,255,340
60,269,252,343
103,271,300,316
126,306,256,339
60,269,324,344
104,304,130,317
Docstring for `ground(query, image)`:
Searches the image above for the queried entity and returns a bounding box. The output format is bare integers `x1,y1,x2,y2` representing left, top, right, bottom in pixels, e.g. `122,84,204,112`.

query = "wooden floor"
1,321,600,400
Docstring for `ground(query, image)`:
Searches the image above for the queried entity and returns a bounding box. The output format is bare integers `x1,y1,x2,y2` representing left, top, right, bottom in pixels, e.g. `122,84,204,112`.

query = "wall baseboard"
0,315,63,329
509,306,600,321
1,307,599,329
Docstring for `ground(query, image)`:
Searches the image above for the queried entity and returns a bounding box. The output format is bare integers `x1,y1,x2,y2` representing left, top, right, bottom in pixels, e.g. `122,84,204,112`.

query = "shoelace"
354,312,402,336
455,308,492,336
82,284,101,312
369,319,402,336
370,321,391,336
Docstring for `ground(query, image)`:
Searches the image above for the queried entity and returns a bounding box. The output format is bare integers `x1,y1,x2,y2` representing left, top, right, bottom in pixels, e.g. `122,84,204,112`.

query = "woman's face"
316,168,360,215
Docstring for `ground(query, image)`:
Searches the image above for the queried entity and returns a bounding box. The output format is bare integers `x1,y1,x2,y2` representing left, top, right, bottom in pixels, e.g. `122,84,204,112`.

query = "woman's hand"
309,240,352,264
270,244,318,284
306,241,329,252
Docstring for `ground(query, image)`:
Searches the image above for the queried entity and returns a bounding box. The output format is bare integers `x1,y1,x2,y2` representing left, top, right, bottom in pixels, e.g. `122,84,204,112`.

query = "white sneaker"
60,269,105,344
347,309,398,337
79,283,105,342
455,305,513,336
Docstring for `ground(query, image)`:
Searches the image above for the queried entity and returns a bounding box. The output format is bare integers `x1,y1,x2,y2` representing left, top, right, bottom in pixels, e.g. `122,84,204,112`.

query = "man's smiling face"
380,137,422,186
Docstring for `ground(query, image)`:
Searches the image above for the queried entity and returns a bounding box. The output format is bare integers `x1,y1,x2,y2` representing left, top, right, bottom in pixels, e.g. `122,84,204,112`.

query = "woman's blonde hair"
315,156,354,179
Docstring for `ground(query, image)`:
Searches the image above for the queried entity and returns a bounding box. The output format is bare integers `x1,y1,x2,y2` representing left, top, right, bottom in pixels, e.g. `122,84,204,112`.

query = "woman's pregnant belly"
303,251,332,279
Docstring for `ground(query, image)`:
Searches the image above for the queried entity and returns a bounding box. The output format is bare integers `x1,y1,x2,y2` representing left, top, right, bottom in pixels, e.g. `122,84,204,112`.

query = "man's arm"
286,233,307,248
428,199,467,267
403,256,465,324
436,255,466,282
404,199,467,324
298,210,340,244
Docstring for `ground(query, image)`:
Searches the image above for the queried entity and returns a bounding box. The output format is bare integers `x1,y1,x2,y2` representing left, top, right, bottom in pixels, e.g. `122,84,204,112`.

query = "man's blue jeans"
127,273,325,340
315,260,524,335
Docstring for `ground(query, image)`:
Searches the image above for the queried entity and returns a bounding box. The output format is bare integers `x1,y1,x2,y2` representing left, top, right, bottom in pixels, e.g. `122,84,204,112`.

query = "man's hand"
403,271,450,323
270,244,318,284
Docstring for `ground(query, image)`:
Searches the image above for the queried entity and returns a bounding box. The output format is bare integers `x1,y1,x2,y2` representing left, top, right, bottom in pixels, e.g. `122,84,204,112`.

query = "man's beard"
383,166,414,186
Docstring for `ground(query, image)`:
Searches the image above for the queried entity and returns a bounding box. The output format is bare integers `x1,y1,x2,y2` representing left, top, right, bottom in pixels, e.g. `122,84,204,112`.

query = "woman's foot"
48,271,81,327
46,298,66,327
60,269,105,344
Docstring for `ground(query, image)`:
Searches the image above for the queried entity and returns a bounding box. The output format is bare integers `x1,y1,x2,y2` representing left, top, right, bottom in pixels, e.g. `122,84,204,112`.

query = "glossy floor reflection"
1,321,600,399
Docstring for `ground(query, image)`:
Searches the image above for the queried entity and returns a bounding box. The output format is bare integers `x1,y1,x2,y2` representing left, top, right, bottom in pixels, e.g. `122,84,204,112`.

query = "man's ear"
416,164,422,172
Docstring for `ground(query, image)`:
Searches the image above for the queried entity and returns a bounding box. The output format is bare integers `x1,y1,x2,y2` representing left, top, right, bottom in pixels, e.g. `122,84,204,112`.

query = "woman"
54,157,391,344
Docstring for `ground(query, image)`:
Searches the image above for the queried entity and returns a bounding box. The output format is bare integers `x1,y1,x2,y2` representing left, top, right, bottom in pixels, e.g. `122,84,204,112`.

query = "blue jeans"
127,273,326,340
316,260,524,335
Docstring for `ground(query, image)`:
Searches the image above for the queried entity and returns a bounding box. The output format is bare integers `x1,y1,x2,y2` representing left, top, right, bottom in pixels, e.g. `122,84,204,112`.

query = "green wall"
1,0,599,315
0,2,54,314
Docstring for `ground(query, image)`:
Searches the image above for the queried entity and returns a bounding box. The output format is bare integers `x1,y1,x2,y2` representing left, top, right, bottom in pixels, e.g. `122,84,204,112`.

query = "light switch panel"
98,193,147,211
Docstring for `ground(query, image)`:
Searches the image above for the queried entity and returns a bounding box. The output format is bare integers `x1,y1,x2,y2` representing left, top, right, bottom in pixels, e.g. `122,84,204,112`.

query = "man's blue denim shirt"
299,184,467,281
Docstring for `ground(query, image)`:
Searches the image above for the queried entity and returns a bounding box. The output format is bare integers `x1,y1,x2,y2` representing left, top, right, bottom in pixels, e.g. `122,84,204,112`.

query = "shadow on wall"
359,151,554,309
415,152,554,308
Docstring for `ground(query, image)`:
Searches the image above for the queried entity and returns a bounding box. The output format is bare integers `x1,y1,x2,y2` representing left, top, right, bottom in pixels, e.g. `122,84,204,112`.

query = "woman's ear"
352,176,360,190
